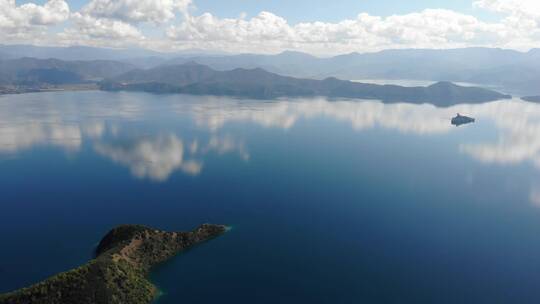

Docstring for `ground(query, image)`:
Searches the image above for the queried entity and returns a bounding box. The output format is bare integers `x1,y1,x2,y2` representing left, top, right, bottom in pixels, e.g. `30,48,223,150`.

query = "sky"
3,0,540,55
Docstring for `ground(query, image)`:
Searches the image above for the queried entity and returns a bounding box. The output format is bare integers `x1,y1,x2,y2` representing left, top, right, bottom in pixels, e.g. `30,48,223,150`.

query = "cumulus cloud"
0,0,69,42
473,0,540,15
0,0,70,27
473,0,540,49
81,0,192,24
59,12,143,44
57,0,162,46
58,0,192,46
4,0,540,57
167,11,292,44
166,8,515,54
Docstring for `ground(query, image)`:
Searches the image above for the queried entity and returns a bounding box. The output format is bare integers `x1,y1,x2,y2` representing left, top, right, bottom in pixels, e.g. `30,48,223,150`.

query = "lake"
2,90,540,303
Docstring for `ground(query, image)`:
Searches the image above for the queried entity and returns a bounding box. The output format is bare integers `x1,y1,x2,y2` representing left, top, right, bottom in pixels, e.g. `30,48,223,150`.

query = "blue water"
2,91,540,303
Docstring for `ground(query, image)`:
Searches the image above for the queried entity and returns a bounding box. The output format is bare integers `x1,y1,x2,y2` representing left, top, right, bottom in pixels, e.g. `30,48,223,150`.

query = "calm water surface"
2,91,540,303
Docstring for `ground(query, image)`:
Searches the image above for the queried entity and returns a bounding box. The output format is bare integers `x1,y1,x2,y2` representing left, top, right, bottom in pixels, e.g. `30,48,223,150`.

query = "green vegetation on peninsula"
0,224,227,304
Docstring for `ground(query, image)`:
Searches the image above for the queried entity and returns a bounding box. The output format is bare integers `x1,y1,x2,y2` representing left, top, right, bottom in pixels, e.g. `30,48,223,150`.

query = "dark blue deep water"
2,91,540,303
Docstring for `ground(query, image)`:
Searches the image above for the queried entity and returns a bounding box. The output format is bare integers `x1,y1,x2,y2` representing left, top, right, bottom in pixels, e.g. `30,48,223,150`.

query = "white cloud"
0,0,70,27
3,0,540,55
166,8,512,54
167,11,292,43
59,12,143,44
56,0,159,46
0,0,69,42
473,0,540,49
81,0,192,24
57,0,193,46
473,0,540,15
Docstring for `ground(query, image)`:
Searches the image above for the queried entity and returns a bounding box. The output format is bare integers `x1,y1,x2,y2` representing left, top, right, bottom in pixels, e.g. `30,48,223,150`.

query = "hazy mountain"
0,45,163,61
0,58,136,85
159,48,540,95
0,45,230,64
3,46,539,95
319,48,540,95
162,51,321,75
113,62,217,85
120,56,170,69
102,62,511,105
522,96,540,102
1,46,536,97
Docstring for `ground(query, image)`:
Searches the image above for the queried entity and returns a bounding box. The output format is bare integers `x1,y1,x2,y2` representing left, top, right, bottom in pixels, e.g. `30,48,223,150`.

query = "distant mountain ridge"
0,45,227,62
2,45,539,95
0,57,136,85
160,48,540,95
522,96,540,102
101,62,511,106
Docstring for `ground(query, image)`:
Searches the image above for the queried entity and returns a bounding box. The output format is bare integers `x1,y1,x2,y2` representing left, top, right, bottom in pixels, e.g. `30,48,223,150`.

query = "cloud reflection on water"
3,92,540,184
0,94,252,181
94,134,250,181
94,134,203,181
0,123,82,153
184,98,457,134
184,96,540,205
458,100,540,168
0,92,146,153
185,97,540,171
206,135,250,160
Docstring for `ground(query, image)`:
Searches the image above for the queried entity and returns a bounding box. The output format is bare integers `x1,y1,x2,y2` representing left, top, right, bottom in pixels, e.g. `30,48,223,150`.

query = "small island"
451,113,475,126
0,224,227,304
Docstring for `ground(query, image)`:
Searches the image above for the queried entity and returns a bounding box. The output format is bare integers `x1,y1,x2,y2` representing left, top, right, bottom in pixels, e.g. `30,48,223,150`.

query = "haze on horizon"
2,0,540,56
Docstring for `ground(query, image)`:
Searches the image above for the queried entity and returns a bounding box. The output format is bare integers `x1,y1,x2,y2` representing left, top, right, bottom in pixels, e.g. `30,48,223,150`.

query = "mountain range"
0,58,135,85
1,45,537,95
0,44,227,62
160,48,540,95
100,62,511,106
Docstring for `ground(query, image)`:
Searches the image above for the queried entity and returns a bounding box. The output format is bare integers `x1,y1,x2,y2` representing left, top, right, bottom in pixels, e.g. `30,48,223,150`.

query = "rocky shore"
0,224,227,304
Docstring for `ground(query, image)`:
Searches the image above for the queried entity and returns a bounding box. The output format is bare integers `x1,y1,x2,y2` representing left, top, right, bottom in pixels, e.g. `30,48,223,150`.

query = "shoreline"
0,84,99,96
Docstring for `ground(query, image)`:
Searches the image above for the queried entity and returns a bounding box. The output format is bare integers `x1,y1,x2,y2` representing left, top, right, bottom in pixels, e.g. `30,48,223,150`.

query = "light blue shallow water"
1,91,540,303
